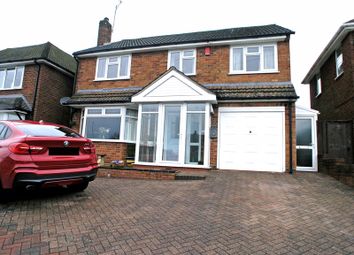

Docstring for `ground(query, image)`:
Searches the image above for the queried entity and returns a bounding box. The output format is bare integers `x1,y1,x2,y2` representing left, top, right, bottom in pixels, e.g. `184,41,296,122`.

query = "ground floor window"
82,107,137,142
0,111,25,120
136,103,209,167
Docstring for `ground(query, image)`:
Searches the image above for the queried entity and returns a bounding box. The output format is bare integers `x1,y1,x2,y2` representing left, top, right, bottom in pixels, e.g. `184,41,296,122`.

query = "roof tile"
74,24,294,55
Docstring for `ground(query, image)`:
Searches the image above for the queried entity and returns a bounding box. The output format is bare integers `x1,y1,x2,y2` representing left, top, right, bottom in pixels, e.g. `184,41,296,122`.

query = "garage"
218,107,285,172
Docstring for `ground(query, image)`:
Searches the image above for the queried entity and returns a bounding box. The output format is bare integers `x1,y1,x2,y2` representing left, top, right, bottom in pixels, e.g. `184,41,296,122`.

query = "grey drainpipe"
289,102,294,174
31,59,41,120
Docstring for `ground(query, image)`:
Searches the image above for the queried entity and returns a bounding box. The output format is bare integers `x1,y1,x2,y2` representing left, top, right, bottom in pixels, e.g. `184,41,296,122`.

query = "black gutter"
31,59,41,120
288,102,294,174
68,57,80,127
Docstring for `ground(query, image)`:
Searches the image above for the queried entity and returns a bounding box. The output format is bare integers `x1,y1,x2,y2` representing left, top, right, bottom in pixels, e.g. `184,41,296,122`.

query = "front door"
162,105,181,162
296,118,316,171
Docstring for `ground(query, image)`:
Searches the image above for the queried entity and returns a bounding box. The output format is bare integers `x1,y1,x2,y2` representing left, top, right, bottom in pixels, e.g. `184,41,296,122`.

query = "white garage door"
218,107,285,172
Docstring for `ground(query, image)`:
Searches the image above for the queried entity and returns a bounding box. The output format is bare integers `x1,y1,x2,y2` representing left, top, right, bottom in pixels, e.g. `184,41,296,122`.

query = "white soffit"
132,68,216,103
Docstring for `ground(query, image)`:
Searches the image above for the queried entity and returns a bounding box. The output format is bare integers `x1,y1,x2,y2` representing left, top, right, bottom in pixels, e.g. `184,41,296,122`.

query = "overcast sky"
1,0,353,107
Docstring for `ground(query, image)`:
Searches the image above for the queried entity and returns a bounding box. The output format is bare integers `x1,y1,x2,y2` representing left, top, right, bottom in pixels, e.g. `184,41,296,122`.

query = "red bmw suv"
0,120,98,193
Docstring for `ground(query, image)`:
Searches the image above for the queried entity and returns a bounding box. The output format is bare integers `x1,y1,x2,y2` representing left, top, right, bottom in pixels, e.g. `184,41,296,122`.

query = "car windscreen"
16,124,81,138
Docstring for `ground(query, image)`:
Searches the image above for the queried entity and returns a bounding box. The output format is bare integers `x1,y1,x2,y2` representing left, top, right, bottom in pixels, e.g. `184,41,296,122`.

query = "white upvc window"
335,48,343,77
0,66,24,90
135,103,210,168
82,107,137,143
230,44,278,74
95,55,131,80
315,75,322,97
168,49,196,75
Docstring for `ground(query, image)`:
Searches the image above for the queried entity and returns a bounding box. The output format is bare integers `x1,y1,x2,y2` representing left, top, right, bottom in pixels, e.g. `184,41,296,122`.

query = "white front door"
218,107,285,172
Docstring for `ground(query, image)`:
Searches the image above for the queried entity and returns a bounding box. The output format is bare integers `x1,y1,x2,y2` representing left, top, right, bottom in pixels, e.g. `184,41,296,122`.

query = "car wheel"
69,181,89,192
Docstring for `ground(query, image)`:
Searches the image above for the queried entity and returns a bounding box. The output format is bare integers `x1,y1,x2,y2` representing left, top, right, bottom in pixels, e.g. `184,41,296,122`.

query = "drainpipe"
288,102,294,174
31,59,41,120
68,57,80,128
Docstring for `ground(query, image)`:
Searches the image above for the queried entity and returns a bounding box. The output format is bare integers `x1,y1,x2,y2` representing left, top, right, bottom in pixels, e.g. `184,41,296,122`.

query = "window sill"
228,70,280,75
334,71,344,80
93,77,131,82
0,87,22,91
90,139,136,144
134,161,210,169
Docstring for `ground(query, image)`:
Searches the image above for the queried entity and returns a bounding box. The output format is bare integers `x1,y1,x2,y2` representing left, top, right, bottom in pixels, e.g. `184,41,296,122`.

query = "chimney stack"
97,17,112,46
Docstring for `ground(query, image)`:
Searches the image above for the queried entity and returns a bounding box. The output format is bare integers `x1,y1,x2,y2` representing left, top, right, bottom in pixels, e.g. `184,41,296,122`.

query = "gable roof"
302,20,354,84
74,24,294,56
0,42,77,74
132,67,216,103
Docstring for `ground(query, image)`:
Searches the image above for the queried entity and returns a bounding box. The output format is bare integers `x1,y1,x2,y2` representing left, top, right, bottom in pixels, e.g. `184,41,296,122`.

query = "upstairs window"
0,66,24,90
335,48,343,77
315,75,322,97
95,55,131,80
168,49,196,75
230,45,277,73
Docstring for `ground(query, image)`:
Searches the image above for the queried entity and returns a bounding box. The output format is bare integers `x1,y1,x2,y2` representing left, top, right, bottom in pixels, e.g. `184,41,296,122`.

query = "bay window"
138,104,159,162
124,109,138,142
0,66,24,90
185,104,205,165
168,49,196,75
95,55,131,80
230,44,277,73
136,103,209,167
82,107,137,142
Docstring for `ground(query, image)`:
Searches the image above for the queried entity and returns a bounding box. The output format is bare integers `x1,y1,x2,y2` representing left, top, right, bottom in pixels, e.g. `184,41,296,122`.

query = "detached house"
63,18,297,172
0,42,76,125
302,20,354,164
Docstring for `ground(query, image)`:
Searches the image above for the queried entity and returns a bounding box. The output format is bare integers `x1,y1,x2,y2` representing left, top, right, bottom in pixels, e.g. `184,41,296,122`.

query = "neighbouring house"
62,17,298,173
302,20,354,164
0,42,77,125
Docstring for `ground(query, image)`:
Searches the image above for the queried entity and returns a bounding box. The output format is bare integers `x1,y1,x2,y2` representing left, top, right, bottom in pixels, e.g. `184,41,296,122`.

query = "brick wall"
94,142,127,164
33,64,74,126
76,41,291,91
210,102,296,173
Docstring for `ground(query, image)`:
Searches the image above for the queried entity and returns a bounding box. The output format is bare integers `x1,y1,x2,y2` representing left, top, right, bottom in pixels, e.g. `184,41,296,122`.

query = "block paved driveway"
0,171,353,255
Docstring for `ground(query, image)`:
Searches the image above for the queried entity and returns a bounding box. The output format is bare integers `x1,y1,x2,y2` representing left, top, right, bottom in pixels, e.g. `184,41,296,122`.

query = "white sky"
1,0,353,107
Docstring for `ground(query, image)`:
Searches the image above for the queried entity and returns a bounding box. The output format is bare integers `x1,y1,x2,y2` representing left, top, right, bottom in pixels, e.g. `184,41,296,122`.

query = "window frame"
315,75,322,97
0,66,25,90
167,49,196,75
82,106,137,143
229,44,278,74
135,103,210,168
94,55,131,81
335,48,344,78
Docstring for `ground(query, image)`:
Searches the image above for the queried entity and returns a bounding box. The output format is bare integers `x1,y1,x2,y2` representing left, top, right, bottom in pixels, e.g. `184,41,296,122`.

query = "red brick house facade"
302,20,354,164
63,18,297,173
0,42,76,126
